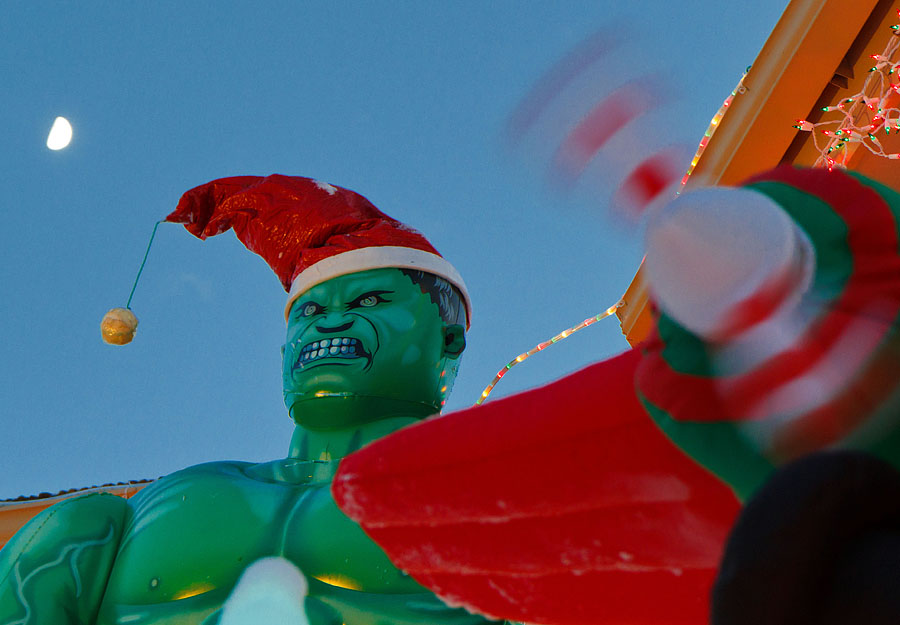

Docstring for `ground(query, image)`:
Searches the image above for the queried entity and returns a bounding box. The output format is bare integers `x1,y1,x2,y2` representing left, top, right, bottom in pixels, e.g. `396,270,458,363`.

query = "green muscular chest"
96,460,428,624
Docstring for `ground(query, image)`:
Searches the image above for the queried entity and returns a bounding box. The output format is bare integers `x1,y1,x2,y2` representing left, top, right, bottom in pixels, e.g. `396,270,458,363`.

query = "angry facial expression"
282,268,458,428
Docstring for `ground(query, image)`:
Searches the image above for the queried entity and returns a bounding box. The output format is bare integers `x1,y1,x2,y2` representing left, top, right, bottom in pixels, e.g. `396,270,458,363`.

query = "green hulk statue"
0,175,501,625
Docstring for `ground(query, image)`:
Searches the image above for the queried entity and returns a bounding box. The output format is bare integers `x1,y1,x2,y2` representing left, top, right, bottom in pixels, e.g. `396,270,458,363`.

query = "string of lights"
679,72,749,191
475,300,624,405
794,10,900,168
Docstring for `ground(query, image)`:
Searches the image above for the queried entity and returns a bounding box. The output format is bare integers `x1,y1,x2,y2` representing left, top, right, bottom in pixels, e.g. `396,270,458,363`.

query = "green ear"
442,324,466,359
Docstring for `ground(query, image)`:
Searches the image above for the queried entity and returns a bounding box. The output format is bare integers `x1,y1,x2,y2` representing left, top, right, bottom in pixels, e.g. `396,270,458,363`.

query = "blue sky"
0,1,789,498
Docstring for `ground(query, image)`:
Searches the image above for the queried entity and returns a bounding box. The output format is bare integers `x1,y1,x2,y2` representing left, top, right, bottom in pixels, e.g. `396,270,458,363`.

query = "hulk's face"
282,268,465,429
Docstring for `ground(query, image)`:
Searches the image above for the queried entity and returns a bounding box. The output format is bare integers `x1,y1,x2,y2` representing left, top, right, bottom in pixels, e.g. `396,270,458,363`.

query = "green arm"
0,493,129,625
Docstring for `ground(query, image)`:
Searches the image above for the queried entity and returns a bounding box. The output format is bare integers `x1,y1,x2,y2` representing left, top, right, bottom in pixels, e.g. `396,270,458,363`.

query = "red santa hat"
166,174,471,326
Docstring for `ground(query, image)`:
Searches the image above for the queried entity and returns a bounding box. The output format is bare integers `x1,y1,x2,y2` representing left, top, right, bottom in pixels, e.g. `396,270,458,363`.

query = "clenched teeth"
297,337,363,364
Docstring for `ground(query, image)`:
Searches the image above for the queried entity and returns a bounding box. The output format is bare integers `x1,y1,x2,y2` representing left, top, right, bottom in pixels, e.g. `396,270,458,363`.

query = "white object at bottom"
219,557,310,625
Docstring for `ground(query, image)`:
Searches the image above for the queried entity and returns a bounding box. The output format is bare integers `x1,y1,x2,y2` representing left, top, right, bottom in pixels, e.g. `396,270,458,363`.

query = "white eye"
302,303,318,316
359,296,378,307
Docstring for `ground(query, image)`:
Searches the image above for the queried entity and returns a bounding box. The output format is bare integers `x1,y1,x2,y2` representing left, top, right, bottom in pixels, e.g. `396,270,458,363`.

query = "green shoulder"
126,460,256,509
0,492,130,625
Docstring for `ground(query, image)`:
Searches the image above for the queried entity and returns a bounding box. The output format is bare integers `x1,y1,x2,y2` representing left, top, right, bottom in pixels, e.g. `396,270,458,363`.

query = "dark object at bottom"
711,450,900,625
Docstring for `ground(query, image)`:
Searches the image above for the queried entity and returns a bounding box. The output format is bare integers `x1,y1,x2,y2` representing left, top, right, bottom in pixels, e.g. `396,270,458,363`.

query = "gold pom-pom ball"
101,307,139,345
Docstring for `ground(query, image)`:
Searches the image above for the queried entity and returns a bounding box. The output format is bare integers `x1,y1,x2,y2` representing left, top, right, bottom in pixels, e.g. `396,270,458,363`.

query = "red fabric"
419,569,717,625
166,175,439,291
334,349,741,625
638,166,900,425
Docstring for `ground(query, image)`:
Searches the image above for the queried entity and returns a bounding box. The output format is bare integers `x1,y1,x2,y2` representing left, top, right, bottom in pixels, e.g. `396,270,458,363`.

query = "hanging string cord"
475,298,625,405
126,220,164,309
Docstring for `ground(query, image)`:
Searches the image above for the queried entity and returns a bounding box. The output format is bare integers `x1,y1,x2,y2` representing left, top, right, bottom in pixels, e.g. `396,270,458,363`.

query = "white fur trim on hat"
284,246,471,327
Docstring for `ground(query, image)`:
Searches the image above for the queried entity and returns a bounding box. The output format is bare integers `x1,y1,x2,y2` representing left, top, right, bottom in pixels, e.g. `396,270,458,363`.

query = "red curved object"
166,174,440,291
334,349,740,625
